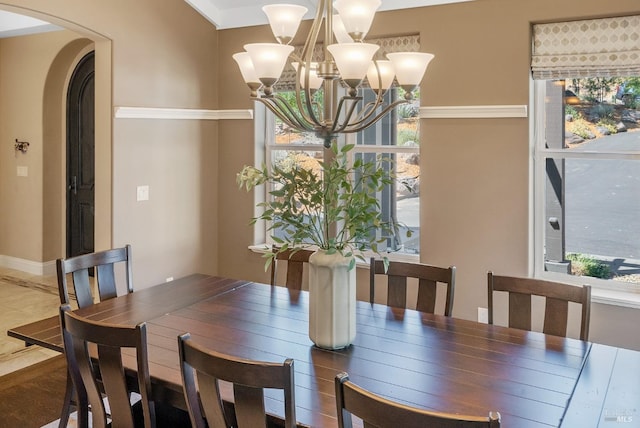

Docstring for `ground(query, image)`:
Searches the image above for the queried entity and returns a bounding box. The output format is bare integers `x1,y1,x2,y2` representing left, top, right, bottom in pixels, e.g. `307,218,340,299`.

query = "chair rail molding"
420,105,528,119
114,107,253,120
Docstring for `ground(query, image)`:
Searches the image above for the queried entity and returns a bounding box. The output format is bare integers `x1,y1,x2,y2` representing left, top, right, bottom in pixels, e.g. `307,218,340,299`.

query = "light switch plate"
136,185,149,201
17,166,28,177
478,307,489,324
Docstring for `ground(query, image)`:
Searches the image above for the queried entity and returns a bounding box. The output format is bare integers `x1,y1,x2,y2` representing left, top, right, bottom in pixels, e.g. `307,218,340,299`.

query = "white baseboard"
0,255,56,276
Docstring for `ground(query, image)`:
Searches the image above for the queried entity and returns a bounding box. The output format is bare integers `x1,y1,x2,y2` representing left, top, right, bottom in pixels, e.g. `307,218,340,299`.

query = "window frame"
531,79,640,307
253,92,422,264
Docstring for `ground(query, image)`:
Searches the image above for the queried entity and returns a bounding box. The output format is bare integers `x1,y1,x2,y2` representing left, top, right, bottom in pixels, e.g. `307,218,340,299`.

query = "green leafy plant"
567,253,611,279
564,104,581,119
397,127,419,146
567,118,593,139
589,103,615,120
238,142,408,270
596,118,618,135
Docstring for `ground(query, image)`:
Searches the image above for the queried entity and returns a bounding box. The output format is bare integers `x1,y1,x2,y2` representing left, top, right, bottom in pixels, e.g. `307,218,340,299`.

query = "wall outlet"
477,307,489,324
136,185,149,201
166,276,174,282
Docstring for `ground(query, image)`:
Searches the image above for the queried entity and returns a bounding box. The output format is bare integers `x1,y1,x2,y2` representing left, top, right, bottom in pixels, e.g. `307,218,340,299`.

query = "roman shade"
531,15,640,79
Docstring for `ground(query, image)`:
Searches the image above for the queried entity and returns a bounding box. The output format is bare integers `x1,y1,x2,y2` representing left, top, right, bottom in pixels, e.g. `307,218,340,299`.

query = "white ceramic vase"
308,249,356,349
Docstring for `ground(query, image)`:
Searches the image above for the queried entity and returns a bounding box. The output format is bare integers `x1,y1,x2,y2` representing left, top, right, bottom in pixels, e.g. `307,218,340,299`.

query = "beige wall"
217,0,640,350
0,30,83,261
0,0,219,288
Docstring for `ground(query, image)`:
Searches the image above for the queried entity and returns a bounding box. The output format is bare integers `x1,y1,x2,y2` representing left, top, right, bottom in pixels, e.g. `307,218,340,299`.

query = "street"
565,131,640,259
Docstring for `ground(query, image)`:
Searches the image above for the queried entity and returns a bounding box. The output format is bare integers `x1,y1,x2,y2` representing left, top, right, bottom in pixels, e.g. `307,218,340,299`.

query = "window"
533,78,640,291
263,88,421,256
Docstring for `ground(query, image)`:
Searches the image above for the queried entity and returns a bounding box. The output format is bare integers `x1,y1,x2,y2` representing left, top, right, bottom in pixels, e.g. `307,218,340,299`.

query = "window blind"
531,15,640,79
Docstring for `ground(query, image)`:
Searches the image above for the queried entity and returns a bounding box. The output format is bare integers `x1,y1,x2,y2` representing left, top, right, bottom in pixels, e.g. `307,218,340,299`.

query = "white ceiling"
185,0,475,29
0,1,474,38
0,10,61,38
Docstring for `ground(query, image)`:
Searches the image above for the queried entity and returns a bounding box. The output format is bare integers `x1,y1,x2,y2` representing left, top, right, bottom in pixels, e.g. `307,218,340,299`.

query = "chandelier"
233,0,434,148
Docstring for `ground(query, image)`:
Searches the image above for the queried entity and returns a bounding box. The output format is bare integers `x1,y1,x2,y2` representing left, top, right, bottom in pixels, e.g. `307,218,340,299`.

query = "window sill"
248,244,420,267
591,287,640,310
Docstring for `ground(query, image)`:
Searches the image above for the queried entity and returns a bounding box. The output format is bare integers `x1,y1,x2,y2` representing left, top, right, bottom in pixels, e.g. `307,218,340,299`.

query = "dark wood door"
66,51,95,258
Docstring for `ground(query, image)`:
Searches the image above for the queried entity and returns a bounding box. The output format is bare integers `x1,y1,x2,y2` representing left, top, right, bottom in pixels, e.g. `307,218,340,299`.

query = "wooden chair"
335,372,501,428
57,244,133,308
270,246,315,290
487,272,591,341
56,244,133,427
370,258,456,316
178,332,298,428
60,303,155,428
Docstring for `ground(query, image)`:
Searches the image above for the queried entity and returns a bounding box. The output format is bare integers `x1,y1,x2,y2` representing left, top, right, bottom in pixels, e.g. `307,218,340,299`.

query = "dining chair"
487,272,592,341
56,244,133,427
335,372,501,428
270,246,315,290
60,303,154,428
369,258,456,316
178,332,298,428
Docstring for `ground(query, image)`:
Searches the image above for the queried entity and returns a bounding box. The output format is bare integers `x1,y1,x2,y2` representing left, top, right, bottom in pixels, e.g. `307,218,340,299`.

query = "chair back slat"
487,272,592,341
508,293,532,332
544,298,569,337
96,264,118,301
370,258,456,316
335,372,500,428
235,384,268,428
98,345,136,428
178,333,298,428
416,278,437,313
386,276,408,308
71,270,94,307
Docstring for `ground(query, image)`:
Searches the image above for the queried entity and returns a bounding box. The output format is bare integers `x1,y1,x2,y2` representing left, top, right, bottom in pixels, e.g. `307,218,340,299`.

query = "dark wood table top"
8,274,639,427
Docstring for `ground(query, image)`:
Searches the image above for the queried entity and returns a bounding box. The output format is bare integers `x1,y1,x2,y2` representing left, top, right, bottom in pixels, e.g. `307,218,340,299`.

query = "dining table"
8,273,640,427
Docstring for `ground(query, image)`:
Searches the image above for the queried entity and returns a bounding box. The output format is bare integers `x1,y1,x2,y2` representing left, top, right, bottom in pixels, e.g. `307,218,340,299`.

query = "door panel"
67,52,95,258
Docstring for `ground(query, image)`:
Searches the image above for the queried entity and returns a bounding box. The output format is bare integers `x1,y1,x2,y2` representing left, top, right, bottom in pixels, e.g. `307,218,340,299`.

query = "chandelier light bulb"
332,14,354,43
262,4,308,45
244,43,295,92
291,62,324,90
366,60,395,92
232,52,259,84
334,0,381,42
387,52,434,93
327,42,379,93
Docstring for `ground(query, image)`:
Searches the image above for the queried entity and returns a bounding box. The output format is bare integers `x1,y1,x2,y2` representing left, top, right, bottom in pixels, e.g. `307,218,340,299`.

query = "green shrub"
589,104,615,120
567,118,593,139
566,253,611,279
564,105,581,119
397,128,419,146
596,118,618,135
397,103,419,119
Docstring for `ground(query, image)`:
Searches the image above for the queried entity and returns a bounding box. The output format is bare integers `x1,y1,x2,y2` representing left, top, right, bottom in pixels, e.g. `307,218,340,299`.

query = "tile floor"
0,267,61,376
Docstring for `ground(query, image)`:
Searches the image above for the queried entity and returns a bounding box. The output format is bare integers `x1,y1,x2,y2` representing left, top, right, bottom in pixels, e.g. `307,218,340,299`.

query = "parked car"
616,83,640,105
